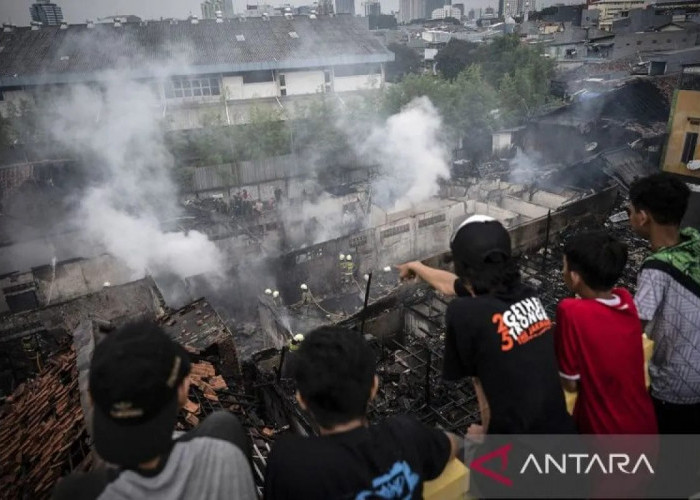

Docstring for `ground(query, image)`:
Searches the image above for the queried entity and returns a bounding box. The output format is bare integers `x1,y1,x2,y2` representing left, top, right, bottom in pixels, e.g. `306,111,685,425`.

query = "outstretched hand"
395,262,418,281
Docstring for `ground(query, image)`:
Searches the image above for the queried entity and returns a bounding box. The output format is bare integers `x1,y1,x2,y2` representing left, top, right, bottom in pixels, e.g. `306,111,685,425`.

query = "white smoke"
359,97,450,211
509,147,545,184
46,79,225,279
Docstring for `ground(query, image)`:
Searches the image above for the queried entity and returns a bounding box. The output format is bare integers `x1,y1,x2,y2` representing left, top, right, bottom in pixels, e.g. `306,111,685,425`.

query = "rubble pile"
0,348,90,499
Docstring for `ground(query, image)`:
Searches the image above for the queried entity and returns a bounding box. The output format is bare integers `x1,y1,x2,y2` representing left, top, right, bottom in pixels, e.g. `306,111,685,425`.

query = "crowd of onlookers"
52,173,700,499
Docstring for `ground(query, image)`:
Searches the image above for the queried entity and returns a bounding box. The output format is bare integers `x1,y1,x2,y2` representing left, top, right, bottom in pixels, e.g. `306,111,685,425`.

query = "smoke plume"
359,97,450,211
47,79,225,279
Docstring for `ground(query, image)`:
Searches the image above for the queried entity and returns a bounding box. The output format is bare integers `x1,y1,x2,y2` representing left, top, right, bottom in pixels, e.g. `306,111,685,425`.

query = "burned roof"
159,298,238,358
0,17,394,86
0,348,91,499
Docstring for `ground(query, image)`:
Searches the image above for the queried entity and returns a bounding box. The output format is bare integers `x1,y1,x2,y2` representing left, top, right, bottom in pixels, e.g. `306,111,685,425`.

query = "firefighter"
289,333,305,351
343,254,355,285
339,253,348,286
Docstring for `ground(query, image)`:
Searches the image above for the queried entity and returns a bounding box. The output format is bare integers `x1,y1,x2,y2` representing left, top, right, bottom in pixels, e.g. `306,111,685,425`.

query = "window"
281,88,287,96
324,70,332,83
165,77,220,98
681,132,698,164
279,74,286,87
242,71,274,84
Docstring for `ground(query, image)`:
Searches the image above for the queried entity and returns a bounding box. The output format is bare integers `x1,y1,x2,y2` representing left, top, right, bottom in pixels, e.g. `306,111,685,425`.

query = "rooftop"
0,17,394,87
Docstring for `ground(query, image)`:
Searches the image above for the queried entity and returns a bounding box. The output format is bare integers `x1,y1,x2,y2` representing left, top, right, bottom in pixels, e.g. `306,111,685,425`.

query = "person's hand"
395,262,417,281
466,424,485,444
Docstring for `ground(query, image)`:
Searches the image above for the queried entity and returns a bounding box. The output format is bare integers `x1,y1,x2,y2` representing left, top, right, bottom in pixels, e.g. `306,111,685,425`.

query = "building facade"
399,0,426,23
662,64,700,177
431,5,463,18
0,17,393,130
588,0,647,30
201,0,235,18
365,1,381,16
29,0,63,26
612,27,695,58
335,0,356,15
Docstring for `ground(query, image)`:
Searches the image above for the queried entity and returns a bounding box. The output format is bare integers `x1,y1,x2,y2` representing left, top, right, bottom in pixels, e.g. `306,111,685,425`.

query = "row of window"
164,77,221,98
162,66,379,100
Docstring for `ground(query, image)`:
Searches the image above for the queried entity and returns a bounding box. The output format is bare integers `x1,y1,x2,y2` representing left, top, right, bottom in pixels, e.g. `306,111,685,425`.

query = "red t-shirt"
554,288,657,434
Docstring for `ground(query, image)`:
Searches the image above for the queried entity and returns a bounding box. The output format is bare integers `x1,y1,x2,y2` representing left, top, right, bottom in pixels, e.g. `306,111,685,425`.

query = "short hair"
564,231,628,292
457,257,522,295
294,326,376,429
629,173,690,226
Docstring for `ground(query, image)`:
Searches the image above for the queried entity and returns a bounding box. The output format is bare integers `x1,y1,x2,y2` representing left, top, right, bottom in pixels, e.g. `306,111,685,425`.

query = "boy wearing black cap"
264,326,460,499
398,216,573,435
53,320,256,500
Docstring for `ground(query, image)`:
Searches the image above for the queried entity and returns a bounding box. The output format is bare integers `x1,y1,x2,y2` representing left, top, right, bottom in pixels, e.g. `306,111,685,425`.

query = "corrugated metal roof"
0,17,394,86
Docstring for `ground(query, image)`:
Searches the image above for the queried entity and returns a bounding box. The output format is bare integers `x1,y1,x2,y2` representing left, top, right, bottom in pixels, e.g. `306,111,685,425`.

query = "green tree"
235,105,291,160
385,43,422,83
435,39,479,80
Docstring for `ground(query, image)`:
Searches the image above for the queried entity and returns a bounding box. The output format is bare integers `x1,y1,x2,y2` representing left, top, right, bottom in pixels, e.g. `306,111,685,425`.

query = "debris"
184,399,200,414
208,375,228,391
191,361,216,378
609,211,630,223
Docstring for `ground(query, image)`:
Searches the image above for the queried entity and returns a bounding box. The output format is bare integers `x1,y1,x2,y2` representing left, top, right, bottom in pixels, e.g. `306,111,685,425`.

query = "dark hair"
458,256,522,296
629,173,690,226
294,326,376,429
564,231,628,292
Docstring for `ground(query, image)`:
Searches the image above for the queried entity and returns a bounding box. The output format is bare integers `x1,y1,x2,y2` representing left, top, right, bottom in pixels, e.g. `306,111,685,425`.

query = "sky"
0,0,576,25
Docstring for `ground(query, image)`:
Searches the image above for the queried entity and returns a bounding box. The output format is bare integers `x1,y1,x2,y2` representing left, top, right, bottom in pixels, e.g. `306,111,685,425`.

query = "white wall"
242,81,278,100
222,75,244,100
284,70,325,96
334,74,381,92
222,76,278,100
492,131,512,153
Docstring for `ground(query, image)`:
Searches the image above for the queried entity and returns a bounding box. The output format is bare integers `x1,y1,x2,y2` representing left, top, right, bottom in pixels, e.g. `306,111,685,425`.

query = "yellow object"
565,335,654,414
424,458,471,500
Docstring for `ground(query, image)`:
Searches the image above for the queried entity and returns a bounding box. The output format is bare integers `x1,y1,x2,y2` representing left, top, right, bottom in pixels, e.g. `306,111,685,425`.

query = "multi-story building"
335,0,356,15
29,0,63,26
365,1,381,16
398,0,426,22
0,16,393,130
662,64,700,177
431,5,463,18
201,0,235,19
588,0,647,30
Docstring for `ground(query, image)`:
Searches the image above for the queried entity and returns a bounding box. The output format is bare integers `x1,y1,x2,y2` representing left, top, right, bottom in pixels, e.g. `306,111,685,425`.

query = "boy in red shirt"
555,231,657,434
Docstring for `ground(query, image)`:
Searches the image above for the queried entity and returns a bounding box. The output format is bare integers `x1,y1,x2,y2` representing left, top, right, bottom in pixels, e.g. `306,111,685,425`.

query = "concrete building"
0,17,393,130
336,0,357,14
662,64,700,177
611,6,671,32
201,0,235,18
29,0,63,26
365,0,382,16
431,5,463,19
399,0,426,23
612,26,695,58
588,0,647,30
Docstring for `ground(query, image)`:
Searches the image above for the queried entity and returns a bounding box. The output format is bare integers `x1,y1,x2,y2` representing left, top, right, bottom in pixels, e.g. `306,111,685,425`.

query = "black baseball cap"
450,215,512,270
89,320,191,467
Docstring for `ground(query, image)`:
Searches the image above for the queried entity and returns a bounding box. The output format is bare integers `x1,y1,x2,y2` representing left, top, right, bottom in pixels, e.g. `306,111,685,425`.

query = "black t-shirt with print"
263,415,451,500
445,280,574,434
